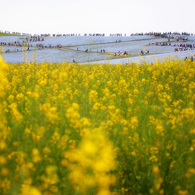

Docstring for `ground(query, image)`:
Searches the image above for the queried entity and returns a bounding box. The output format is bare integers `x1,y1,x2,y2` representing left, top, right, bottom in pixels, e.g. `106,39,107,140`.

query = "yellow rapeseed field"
0,57,194,195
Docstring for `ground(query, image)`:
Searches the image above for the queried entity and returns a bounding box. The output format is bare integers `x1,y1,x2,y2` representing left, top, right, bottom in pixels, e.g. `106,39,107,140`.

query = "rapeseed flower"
0,57,194,194
66,129,117,194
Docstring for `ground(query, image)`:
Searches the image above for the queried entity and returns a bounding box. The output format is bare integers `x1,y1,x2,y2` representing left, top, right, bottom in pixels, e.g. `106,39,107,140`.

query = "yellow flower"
21,184,42,195
153,166,159,174
178,190,188,195
66,129,117,193
8,103,23,121
1,168,9,176
32,148,41,163
0,156,7,164
185,168,195,178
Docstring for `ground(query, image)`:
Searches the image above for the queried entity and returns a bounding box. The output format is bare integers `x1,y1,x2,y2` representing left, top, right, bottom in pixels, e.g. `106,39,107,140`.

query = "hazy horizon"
1,0,195,35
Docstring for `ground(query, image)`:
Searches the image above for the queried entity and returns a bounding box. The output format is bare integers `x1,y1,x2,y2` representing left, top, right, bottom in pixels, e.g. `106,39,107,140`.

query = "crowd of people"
0,41,24,47
113,51,128,56
34,44,62,49
151,41,195,52
0,36,45,47
173,43,195,48
1,33,194,57
20,36,44,42
184,55,195,61
174,43,195,52
140,50,149,55
150,32,192,38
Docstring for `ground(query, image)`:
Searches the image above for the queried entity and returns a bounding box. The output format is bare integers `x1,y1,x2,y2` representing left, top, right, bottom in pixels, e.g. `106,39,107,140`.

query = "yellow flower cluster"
65,129,116,194
0,57,194,194
0,58,9,151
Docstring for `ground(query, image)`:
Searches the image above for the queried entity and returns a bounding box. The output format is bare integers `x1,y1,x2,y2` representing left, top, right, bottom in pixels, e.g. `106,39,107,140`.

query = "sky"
1,0,195,35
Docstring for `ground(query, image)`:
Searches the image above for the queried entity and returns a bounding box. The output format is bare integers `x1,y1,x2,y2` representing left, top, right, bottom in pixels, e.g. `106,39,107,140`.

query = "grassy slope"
0,32,22,36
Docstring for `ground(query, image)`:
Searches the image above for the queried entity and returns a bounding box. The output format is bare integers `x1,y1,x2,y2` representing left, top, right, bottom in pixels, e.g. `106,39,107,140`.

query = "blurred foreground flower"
65,129,117,194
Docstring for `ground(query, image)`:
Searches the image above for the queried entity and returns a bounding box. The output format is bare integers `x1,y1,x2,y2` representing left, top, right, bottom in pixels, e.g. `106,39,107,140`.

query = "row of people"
22,36,44,42
153,42,195,48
